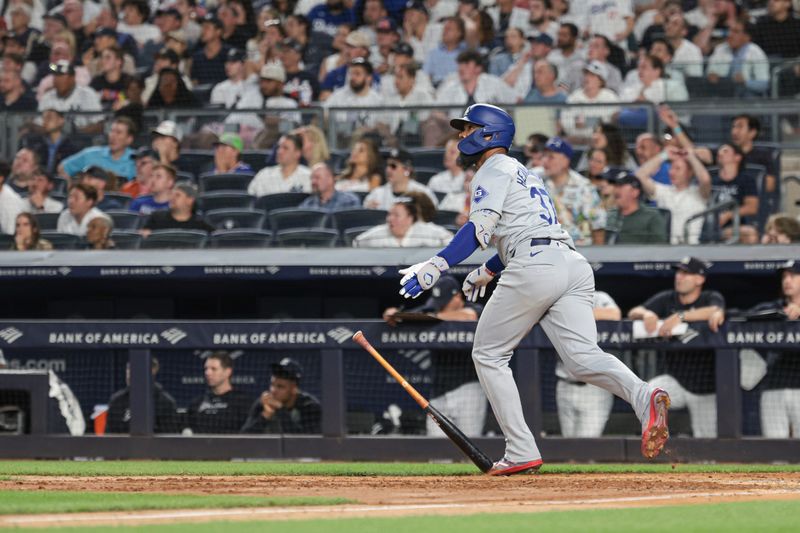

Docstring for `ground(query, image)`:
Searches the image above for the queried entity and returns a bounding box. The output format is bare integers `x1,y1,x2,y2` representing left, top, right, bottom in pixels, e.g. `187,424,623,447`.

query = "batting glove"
462,264,496,302
399,256,449,299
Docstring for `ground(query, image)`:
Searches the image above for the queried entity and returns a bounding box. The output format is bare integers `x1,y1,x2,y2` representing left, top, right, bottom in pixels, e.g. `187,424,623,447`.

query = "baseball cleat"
487,458,543,476
641,388,670,459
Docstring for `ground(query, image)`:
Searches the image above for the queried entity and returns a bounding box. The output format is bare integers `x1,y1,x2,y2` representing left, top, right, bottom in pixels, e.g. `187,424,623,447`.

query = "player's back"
470,153,573,263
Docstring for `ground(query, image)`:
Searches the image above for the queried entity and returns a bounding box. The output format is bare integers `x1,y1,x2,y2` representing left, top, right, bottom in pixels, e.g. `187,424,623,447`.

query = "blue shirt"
523,89,568,104
307,6,356,36
191,44,231,86
424,43,467,85
299,191,361,212
61,146,136,180
129,195,169,215
651,161,671,186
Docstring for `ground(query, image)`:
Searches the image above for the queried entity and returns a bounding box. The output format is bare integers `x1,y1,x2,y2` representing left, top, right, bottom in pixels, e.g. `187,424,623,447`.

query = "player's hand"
643,310,659,333
399,256,449,299
784,303,800,320
260,392,282,419
462,264,496,302
708,308,725,332
382,307,400,326
659,313,681,337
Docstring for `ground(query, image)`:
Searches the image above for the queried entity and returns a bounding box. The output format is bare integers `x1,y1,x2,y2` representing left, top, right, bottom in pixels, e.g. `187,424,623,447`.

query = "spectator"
153,7,184,39
547,23,583,79
381,63,435,136
175,0,202,46
140,181,213,236
364,148,438,209
57,183,109,236
28,12,67,65
523,133,549,169
628,257,725,437
621,54,688,105
335,138,383,192
583,147,609,182
486,0,528,35
123,147,157,198
762,214,800,244
634,133,669,184
564,34,622,95
729,114,777,194
308,0,356,37
319,30,373,98
588,163,617,211
438,167,474,226
524,59,567,103
130,163,176,215
218,0,254,51
284,15,327,77
379,42,434,99
423,16,467,86
711,143,759,234
34,32,91,100
559,61,619,143
85,216,115,250
147,67,199,108
210,133,253,175
359,0,389,44
59,117,137,181
295,125,330,167
105,358,178,434
317,23,355,83
0,68,36,111
11,212,52,251
190,14,231,86
354,198,452,247
150,121,182,167
210,48,253,109
187,351,253,434
25,169,64,214
503,33,554,101
78,166,123,211
707,17,769,97
21,108,79,176
751,0,800,59
582,123,635,171
247,134,311,196
583,0,634,49
241,358,322,434
82,24,139,79
403,0,443,64
118,0,161,48
37,60,102,133
89,46,133,109
300,162,361,211
324,58,384,130
112,77,146,138
664,13,704,77
143,48,193,103
536,137,607,245
280,38,320,106
0,161,25,235
428,137,466,194
230,62,299,140
489,27,527,81
605,172,669,244
635,144,712,244
163,30,192,76
370,17,401,76
8,148,39,194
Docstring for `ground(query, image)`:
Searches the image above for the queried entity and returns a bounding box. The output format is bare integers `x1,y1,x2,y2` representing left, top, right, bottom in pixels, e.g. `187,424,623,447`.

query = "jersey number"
530,187,558,225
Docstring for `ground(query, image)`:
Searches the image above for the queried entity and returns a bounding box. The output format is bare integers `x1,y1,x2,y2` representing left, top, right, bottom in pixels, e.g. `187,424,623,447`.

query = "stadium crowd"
0,0,796,249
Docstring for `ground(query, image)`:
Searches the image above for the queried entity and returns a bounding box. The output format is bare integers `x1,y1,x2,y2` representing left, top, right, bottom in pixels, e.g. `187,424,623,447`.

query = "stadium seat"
342,226,373,246
174,150,214,177
275,228,339,247
330,208,387,232
507,147,526,165
198,172,255,193
240,150,271,171
328,149,350,172
268,208,329,231
685,76,736,98
106,210,144,230
408,148,444,168
0,234,13,249
140,229,208,249
197,192,255,212
655,208,672,242
104,192,133,208
34,212,61,231
110,230,143,249
206,208,267,230
255,192,311,213
434,209,461,226
52,176,68,194
414,167,440,185
208,229,273,248
40,231,82,250
176,171,196,182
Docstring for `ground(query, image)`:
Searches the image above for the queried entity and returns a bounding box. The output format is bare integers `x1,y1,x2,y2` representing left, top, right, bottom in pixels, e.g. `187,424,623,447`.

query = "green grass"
0,491,350,515
17,500,800,532
1,460,800,477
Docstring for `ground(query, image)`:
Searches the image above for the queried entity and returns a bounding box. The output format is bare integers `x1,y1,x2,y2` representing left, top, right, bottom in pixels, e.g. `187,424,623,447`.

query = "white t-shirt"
363,181,439,210
438,191,467,212
25,197,64,214
211,78,257,109
651,183,707,245
673,39,704,78
354,221,452,248
117,23,163,47
0,185,26,235
427,169,465,193
56,207,108,236
247,165,312,197
435,74,518,118
585,0,633,47
560,88,619,138
324,87,385,128
38,86,103,128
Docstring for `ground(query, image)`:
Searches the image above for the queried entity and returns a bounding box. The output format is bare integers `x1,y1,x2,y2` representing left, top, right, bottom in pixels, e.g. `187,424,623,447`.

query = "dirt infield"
3,472,800,528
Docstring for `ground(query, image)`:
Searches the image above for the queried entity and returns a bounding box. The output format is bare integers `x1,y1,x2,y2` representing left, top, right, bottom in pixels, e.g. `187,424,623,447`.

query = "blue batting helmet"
450,104,516,156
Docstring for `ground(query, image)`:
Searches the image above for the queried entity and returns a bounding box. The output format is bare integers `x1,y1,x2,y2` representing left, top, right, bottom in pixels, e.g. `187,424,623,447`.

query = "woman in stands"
578,122,634,171
335,138,383,192
11,212,52,251
353,197,451,248
762,214,800,244
147,67,199,108
295,125,330,167
620,54,688,104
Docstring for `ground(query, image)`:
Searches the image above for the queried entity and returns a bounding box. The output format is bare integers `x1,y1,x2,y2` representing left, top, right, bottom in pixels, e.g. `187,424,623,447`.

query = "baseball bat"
352,330,493,473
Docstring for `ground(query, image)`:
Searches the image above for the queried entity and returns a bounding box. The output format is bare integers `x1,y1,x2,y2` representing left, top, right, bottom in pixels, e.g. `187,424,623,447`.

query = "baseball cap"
419,276,461,312
405,0,429,16
155,6,181,18
49,60,75,75
459,0,479,7
214,132,244,152
777,260,800,275
94,26,118,39
612,171,642,191
154,47,180,63
529,33,554,47
544,136,573,160
132,146,158,160
376,17,398,33
672,256,710,275
174,181,198,198
151,120,183,142
393,42,414,57
349,57,373,74
201,13,223,28
81,165,112,182
165,29,187,44
226,48,246,62
280,38,304,54
264,18,282,29
43,12,68,26
260,62,286,82
271,357,303,382
584,60,608,82
345,30,372,49
386,147,413,167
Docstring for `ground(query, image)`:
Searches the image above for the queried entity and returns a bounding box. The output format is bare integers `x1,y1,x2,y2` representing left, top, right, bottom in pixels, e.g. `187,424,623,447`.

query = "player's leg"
686,392,717,438
760,389,789,438
472,257,566,463
574,384,614,438
556,379,579,437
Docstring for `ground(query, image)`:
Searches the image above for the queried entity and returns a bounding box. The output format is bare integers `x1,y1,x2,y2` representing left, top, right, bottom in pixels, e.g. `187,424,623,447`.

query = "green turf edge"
0,491,352,515
13,499,800,532
2,461,800,477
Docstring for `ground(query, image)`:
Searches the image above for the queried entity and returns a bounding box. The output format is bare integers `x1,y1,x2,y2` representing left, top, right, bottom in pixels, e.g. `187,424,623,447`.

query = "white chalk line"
4,488,800,525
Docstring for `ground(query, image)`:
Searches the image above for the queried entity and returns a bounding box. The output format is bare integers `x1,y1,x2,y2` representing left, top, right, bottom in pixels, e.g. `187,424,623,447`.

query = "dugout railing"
0,319,799,463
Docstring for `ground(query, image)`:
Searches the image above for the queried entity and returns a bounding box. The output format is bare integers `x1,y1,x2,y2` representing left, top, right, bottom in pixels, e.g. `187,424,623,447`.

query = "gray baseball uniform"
470,153,652,462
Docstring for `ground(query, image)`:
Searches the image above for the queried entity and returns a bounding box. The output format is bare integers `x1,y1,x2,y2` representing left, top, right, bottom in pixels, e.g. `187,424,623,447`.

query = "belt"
530,238,552,247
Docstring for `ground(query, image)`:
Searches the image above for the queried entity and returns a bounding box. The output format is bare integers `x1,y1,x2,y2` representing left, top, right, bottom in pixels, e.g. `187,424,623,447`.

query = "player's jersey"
469,153,573,264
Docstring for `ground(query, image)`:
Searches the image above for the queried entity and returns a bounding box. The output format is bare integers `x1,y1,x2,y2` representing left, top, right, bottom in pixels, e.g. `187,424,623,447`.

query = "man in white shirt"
210,48,255,108
381,63,434,135
324,58,384,129
561,34,622,94
247,133,311,196
664,13,704,77
364,148,438,210
434,50,518,115
379,42,434,98
57,183,109,236
707,17,770,97
25,169,64,214
229,63,300,137
37,60,103,132
403,1,443,64
427,137,465,193
353,200,452,247
547,23,584,88
0,161,26,235
583,0,634,49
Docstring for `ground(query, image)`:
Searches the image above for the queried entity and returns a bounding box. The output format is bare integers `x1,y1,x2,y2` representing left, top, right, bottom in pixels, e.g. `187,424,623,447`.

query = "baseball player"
398,104,669,475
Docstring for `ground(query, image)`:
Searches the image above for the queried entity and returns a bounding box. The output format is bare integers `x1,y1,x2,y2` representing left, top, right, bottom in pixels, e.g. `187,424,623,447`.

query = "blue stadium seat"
209,229,273,248
275,228,339,247
34,212,61,231
104,192,133,209
414,167,441,185
110,230,143,249
52,176,69,194
240,150,271,172
198,172,255,193
268,208,329,232
197,192,255,212
330,208,387,232
140,230,208,249
342,226,373,246
0,234,13,249
206,208,267,230
40,231,82,250
434,209,461,226
175,150,214,177
254,192,310,213
106,210,144,230
408,148,444,168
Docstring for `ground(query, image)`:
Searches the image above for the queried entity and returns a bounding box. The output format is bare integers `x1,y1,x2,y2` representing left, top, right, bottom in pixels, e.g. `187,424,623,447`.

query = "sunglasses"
387,161,403,169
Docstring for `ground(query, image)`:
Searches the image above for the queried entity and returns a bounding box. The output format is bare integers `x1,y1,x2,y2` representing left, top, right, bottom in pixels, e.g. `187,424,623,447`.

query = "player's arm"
594,306,622,321
628,305,660,333
436,307,479,321
660,305,725,335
